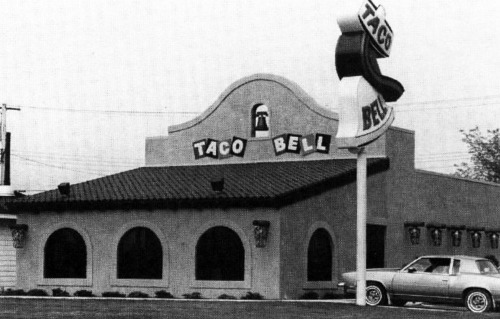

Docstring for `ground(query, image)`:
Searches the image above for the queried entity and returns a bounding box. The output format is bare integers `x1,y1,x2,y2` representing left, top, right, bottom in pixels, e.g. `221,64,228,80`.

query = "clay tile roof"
10,158,389,211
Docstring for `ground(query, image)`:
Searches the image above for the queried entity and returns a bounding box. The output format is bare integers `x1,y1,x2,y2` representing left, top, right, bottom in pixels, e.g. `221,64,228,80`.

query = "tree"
453,127,500,184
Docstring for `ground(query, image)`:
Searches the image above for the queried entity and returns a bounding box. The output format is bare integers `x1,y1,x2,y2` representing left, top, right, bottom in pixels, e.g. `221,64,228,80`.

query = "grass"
0,298,498,318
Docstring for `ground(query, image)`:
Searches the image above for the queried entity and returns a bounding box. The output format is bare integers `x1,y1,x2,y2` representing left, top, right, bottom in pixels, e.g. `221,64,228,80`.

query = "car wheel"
465,289,492,313
366,283,388,306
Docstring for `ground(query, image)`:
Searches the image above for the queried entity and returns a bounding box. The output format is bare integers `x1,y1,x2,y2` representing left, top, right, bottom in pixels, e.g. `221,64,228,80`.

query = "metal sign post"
355,147,367,306
0,104,6,184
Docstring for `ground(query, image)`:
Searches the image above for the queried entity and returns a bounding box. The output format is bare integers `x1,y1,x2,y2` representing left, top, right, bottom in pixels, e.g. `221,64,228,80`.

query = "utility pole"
0,104,21,185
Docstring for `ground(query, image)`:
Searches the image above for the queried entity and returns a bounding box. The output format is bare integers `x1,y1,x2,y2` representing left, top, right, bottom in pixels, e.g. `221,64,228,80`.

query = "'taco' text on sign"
358,0,393,57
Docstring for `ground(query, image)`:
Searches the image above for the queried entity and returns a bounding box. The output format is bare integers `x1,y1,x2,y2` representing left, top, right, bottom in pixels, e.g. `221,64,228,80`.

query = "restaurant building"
8,74,500,299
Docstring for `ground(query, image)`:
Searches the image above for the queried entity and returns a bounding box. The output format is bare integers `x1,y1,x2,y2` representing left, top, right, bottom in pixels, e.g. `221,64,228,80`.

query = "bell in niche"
254,111,269,137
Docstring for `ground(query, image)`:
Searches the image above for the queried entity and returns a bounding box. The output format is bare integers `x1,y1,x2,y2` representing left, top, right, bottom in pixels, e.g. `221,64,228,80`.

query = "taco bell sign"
335,0,403,149
336,76,394,149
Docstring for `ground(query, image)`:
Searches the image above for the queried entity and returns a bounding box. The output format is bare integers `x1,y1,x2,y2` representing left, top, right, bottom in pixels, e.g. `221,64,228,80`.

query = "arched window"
307,228,333,281
44,228,87,278
251,104,270,138
196,226,244,281
117,227,162,279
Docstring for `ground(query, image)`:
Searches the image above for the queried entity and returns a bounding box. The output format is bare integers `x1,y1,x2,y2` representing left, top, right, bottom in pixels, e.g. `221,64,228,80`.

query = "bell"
255,112,269,131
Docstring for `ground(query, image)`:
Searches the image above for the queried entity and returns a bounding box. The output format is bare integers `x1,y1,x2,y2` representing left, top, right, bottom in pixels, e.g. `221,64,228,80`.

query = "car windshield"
476,260,499,274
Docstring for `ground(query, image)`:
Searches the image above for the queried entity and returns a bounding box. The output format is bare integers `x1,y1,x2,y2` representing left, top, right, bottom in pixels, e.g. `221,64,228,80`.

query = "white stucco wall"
0,220,16,289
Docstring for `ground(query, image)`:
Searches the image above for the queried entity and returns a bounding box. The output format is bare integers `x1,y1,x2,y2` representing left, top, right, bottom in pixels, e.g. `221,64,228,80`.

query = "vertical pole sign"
335,0,404,306
0,104,7,185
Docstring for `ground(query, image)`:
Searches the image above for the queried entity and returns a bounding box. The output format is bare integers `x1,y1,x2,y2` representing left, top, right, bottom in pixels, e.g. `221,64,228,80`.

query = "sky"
1,0,500,194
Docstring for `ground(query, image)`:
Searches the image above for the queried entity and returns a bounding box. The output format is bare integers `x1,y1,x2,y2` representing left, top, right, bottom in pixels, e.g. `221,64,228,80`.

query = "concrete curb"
0,296,354,302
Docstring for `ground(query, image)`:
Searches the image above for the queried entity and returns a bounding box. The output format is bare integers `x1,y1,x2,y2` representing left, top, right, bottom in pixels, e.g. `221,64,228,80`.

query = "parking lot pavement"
404,302,467,312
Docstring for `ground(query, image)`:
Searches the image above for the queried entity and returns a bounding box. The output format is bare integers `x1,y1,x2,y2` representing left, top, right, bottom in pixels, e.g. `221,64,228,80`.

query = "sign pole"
335,0,403,308
0,104,7,185
356,147,367,306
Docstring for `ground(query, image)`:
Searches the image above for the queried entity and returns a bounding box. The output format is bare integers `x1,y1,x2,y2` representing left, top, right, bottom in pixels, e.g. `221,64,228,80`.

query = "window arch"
195,226,244,281
307,228,333,281
251,104,270,138
117,227,163,279
44,228,87,278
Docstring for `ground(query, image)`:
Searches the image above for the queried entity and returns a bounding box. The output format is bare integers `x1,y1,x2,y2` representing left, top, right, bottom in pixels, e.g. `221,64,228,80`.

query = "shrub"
128,291,149,298
299,291,319,300
155,290,175,299
3,289,27,296
102,291,126,298
218,294,237,300
322,292,345,299
344,292,355,299
27,289,49,297
182,292,203,299
240,291,264,300
73,290,95,297
52,288,70,297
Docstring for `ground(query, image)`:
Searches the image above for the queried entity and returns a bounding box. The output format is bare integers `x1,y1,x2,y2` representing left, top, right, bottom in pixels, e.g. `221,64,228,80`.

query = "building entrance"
367,224,386,268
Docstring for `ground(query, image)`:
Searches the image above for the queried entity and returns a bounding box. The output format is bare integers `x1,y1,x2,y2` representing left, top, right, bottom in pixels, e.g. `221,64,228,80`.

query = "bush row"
1,289,343,300
0,289,264,300
299,291,348,300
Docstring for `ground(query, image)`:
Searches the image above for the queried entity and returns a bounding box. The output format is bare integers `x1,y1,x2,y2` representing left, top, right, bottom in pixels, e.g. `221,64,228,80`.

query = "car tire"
366,283,388,306
465,289,492,313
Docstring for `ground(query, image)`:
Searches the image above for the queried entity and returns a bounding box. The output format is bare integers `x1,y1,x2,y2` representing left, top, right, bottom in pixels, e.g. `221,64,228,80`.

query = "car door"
391,257,451,302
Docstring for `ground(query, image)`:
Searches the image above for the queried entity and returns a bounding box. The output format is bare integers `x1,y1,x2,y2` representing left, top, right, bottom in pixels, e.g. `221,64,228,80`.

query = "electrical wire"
12,149,143,162
394,100,500,113
11,152,143,167
12,154,109,177
10,104,201,116
394,94,500,107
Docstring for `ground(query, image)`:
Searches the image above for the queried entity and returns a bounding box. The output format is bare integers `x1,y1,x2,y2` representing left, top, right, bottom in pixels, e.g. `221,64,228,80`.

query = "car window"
406,258,431,272
460,259,480,273
406,258,451,274
427,258,450,274
476,260,499,274
452,260,460,275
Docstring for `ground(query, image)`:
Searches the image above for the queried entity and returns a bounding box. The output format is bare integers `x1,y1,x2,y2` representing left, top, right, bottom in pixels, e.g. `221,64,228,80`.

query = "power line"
393,94,500,107
15,104,201,116
19,160,124,176
12,149,143,162
395,100,500,112
12,154,108,177
10,96,500,116
11,151,143,167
